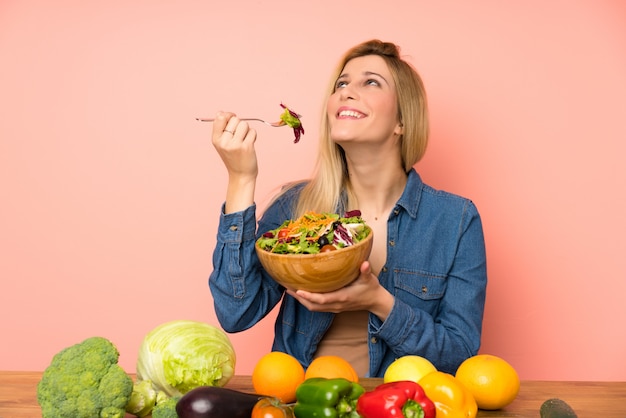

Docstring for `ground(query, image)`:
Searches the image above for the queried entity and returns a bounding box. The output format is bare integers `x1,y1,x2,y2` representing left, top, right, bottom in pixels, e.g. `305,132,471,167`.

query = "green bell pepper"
293,377,365,418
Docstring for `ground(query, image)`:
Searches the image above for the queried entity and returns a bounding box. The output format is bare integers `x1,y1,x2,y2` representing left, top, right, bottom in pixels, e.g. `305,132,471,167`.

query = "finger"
298,290,337,307
360,260,372,275
222,117,240,139
241,124,257,144
212,111,233,133
286,290,310,307
223,118,239,137
211,111,236,142
290,289,321,306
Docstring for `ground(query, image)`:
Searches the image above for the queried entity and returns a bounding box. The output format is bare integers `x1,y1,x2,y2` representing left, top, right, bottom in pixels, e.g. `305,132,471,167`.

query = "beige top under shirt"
313,310,370,377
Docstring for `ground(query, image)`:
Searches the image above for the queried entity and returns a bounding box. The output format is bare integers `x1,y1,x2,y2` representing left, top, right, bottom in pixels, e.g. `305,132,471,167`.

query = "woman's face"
327,55,401,145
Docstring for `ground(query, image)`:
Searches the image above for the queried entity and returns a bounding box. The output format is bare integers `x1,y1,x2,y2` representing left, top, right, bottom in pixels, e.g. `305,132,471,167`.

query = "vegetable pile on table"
36,320,238,418
257,210,371,255
37,323,523,418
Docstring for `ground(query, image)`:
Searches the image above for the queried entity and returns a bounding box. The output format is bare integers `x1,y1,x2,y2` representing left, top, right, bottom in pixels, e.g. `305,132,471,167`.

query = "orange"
252,351,305,403
455,354,520,410
383,355,437,383
304,355,359,382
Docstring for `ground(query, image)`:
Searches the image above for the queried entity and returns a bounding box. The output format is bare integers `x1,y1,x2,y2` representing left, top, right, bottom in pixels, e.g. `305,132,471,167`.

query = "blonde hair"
290,40,429,218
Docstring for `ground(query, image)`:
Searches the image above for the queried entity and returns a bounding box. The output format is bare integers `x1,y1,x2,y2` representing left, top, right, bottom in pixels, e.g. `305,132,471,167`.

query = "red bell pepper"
356,380,436,418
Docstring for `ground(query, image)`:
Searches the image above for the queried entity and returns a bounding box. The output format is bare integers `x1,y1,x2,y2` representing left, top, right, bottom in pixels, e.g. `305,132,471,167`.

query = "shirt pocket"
393,269,447,304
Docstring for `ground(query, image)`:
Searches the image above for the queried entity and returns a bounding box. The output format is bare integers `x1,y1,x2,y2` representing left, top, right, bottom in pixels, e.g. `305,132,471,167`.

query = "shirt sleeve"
208,203,285,332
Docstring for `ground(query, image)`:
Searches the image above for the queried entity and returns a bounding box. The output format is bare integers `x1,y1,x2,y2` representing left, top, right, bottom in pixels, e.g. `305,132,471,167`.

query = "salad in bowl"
257,210,371,254
255,210,373,292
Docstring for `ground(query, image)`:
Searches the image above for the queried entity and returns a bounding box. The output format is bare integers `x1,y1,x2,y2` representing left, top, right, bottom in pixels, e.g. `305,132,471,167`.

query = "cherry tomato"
277,229,290,239
320,244,337,252
251,397,294,418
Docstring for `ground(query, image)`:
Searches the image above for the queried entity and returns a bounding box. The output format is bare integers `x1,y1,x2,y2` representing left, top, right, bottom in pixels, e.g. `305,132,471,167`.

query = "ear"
394,122,404,136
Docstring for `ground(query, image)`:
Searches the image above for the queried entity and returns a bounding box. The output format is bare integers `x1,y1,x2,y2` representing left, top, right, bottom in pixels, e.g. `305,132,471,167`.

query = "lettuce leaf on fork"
277,103,304,143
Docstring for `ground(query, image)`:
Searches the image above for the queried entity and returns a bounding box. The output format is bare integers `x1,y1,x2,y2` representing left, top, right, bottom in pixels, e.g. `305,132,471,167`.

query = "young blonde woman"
208,39,487,377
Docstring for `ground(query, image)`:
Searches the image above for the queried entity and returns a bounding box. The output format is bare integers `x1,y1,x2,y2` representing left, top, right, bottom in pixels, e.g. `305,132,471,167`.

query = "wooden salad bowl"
255,230,373,293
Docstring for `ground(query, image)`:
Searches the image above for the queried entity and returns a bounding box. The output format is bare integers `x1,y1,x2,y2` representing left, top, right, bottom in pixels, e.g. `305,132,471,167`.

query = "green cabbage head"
136,320,236,397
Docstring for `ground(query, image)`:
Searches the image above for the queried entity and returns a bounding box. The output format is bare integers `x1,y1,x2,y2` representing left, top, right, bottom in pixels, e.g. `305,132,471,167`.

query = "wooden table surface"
1,371,625,417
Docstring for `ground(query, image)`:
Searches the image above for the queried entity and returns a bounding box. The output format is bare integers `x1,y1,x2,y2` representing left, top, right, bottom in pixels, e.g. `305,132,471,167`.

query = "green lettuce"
136,320,236,398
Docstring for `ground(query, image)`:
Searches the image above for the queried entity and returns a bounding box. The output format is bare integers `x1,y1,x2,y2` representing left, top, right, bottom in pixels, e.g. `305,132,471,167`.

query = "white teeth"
338,110,364,118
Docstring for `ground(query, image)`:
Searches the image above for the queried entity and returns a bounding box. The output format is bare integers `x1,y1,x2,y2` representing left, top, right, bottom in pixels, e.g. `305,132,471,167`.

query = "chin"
330,130,358,143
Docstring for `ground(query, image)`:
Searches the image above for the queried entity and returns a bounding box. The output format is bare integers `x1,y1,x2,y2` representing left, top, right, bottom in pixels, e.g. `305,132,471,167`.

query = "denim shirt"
209,168,487,377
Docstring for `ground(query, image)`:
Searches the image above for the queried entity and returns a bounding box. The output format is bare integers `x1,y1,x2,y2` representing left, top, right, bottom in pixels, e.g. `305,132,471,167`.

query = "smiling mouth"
338,110,366,119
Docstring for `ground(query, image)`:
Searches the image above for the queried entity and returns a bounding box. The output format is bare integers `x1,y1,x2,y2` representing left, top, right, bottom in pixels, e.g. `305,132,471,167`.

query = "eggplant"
176,386,265,418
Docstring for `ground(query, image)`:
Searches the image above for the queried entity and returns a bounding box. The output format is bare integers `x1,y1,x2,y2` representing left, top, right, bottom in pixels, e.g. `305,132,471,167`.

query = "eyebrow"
337,71,390,86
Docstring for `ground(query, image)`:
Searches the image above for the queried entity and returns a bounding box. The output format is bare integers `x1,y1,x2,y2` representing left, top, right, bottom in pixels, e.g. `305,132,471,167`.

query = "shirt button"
229,225,238,231
421,285,428,293
382,266,388,273
389,240,395,247
370,337,378,344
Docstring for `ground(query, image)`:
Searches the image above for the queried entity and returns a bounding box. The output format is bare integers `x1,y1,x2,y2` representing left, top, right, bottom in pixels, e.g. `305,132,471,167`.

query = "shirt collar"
396,168,423,219
336,168,423,218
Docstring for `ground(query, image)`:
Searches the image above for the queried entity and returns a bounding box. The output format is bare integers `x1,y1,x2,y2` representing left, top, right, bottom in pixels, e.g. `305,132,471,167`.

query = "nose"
338,84,357,101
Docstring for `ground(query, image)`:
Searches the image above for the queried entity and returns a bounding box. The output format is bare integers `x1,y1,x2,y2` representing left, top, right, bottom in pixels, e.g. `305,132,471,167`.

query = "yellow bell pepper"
419,371,478,418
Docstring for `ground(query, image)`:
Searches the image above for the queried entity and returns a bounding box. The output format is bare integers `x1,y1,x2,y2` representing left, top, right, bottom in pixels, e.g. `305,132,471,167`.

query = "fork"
195,117,284,127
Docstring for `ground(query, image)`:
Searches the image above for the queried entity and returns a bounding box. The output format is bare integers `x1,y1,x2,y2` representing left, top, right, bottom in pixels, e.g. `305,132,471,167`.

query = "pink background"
1,1,625,381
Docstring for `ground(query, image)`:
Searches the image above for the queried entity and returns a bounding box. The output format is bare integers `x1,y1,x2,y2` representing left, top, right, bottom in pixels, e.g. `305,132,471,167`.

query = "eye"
335,80,348,89
365,78,381,87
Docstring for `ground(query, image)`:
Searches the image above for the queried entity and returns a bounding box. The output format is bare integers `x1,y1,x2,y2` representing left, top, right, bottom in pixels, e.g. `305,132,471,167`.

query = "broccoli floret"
37,336,133,418
151,392,180,418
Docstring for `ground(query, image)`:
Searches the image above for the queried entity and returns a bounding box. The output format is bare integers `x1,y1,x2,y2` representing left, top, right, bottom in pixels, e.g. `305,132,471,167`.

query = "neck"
347,164,408,221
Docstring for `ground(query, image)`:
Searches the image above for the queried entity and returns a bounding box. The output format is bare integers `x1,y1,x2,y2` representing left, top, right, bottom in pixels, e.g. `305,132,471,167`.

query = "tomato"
320,244,337,252
251,397,294,418
277,229,290,239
